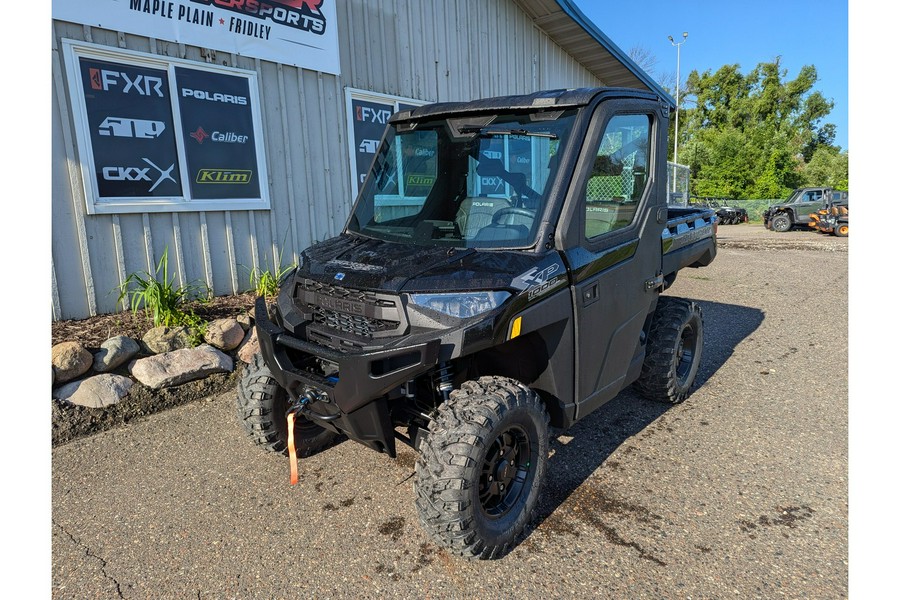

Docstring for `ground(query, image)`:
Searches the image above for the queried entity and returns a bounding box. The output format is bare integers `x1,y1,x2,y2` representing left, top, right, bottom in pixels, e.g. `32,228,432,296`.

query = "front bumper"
254,297,441,455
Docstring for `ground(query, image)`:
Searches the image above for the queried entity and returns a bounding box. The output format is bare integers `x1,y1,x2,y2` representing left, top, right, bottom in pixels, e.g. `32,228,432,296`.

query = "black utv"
236,87,717,559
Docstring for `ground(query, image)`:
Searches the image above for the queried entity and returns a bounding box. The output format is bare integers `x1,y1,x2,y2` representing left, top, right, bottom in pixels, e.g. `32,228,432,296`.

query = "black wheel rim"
479,425,534,519
675,323,698,386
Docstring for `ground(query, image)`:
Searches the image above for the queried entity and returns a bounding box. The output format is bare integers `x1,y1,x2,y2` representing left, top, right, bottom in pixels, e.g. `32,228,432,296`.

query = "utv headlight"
408,291,511,319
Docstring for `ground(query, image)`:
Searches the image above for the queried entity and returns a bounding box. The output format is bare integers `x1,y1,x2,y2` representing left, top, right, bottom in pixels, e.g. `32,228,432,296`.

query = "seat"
455,196,510,238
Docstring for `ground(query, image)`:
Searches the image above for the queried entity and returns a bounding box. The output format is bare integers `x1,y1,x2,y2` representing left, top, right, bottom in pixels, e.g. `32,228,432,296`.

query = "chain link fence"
666,162,690,205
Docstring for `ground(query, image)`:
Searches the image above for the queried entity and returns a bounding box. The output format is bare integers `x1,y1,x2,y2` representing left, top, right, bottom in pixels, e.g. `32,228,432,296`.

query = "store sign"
350,98,395,191
176,67,261,199
80,58,183,199
64,41,270,214
345,89,426,199
52,0,340,75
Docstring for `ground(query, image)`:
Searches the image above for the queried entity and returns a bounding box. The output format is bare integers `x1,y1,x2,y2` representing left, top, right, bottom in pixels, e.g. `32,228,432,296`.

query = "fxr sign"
89,68,165,96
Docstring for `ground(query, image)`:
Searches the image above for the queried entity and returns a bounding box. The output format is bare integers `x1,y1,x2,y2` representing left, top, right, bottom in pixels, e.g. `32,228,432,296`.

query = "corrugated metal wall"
51,0,603,321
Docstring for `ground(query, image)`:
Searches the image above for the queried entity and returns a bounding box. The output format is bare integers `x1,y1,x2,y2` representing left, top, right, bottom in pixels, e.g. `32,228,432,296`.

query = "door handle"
583,282,599,306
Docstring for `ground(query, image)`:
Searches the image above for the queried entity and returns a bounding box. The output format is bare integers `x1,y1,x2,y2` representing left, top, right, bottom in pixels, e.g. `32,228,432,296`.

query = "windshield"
347,110,578,249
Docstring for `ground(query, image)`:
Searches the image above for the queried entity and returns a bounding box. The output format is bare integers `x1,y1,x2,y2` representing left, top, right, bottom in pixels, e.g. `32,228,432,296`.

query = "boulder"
93,336,140,372
236,312,253,331
237,326,260,364
142,326,194,354
52,342,93,383
130,345,233,389
53,374,134,408
204,318,244,351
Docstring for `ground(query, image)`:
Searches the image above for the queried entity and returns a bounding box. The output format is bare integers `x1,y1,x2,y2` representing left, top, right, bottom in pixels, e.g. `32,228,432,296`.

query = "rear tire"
235,353,338,456
771,214,791,232
634,297,704,404
834,223,849,237
415,376,550,559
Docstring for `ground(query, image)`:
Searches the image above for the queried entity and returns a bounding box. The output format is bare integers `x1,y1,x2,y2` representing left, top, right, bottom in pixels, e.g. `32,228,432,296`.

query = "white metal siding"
51,0,602,320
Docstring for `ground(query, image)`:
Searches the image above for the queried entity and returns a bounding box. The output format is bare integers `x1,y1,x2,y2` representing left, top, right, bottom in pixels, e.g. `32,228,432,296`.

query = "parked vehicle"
763,188,848,232
818,198,849,237
236,87,718,559
687,197,747,225
810,193,848,235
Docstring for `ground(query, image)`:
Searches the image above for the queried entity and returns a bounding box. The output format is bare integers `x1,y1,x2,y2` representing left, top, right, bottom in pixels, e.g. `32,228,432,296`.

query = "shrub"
245,249,296,299
116,247,210,329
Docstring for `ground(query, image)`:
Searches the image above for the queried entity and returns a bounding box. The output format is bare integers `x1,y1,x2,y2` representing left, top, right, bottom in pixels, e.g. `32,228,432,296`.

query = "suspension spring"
434,362,454,402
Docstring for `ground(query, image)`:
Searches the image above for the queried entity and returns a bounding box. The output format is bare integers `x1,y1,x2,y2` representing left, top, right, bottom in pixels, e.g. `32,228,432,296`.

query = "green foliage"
117,247,210,330
677,57,847,198
244,248,296,299
803,146,849,190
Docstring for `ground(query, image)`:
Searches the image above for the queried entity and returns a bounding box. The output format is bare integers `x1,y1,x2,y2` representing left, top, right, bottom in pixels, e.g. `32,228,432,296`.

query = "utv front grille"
293,278,407,340
311,306,400,337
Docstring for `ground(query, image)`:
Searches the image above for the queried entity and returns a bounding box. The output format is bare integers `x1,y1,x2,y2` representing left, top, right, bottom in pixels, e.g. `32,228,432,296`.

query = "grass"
245,248,296,299
116,246,211,338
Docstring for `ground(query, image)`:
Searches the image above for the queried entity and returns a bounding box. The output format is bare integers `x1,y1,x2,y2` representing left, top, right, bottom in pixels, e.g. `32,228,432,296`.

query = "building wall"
51,0,602,320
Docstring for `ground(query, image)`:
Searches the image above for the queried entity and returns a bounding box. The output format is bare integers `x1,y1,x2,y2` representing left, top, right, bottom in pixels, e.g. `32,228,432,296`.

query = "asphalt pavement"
51,225,848,599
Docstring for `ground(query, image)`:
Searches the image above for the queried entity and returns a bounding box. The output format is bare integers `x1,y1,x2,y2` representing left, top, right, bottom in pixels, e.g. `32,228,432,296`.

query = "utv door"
794,188,827,223
558,99,667,417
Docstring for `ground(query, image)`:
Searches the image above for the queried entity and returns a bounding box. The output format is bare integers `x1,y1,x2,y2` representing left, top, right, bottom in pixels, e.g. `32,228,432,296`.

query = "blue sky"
572,0,849,151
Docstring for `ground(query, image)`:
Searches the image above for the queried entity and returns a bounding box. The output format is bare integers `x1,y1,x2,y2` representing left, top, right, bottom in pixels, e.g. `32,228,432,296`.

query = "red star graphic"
219,18,225,25
190,127,209,144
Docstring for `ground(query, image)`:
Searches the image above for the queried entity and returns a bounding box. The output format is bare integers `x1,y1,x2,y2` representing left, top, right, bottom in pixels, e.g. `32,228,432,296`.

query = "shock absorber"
434,362,454,402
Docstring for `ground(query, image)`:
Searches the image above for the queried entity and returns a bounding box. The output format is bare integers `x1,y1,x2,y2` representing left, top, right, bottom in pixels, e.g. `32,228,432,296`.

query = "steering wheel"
492,207,535,225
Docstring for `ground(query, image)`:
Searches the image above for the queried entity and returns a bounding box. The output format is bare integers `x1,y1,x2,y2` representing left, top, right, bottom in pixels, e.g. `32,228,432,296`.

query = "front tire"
771,214,792,232
834,223,849,237
415,376,550,559
634,297,704,404
235,353,338,456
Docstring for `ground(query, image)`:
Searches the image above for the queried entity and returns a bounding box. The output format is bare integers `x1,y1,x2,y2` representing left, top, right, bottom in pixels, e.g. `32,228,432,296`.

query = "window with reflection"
584,114,651,239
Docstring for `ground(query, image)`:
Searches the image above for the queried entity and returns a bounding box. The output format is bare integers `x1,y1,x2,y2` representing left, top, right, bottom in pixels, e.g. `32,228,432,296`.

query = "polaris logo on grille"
318,296,364,315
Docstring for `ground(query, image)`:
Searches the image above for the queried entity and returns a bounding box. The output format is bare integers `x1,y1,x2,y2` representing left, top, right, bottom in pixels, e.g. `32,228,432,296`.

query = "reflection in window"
584,114,651,239
371,129,438,222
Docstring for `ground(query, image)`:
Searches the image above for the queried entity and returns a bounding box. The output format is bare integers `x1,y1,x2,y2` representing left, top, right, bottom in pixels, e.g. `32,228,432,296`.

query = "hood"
296,233,549,294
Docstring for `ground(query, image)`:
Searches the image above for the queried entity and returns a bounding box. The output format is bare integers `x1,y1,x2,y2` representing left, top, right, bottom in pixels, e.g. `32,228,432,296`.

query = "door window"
584,114,651,239
802,190,824,202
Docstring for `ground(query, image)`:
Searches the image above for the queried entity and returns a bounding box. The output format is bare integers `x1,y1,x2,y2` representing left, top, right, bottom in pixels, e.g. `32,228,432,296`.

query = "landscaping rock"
237,327,260,364
93,336,141,372
204,318,244,351
52,342,93,383
236,312,253,331
130,345,233,389
53,374,134,408
142,326,194,354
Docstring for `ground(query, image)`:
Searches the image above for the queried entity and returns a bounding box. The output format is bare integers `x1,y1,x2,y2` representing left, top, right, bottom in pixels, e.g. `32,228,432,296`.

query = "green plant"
116,247,210,329
245,248,296,299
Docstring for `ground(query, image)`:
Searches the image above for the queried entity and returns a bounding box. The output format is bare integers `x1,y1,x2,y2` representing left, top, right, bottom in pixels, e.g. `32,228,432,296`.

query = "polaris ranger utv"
237,87,717,559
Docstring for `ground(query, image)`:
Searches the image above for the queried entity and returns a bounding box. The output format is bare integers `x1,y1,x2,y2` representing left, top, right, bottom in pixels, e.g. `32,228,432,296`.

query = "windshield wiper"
459,126,558,140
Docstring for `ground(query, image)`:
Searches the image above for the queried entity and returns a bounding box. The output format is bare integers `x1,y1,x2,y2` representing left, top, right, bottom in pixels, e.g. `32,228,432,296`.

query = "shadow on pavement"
523,300,764,547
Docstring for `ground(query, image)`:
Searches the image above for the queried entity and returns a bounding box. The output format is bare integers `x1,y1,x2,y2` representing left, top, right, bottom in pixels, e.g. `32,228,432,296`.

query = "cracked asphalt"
51,225,848,599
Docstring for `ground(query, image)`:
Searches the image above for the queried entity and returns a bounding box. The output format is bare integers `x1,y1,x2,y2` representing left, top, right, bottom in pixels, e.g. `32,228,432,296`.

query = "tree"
678,58,845,198
628,45,677,99
802,146,849,189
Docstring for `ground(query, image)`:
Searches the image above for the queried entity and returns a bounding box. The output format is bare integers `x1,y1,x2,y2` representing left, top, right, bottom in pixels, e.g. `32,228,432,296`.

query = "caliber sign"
177,67,261,199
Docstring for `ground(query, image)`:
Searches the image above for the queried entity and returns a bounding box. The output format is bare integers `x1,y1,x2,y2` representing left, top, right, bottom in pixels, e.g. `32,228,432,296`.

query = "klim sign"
52,0,340,75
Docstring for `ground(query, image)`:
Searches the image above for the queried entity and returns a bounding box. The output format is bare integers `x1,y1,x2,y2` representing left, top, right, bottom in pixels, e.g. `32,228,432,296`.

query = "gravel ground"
50,224,849,599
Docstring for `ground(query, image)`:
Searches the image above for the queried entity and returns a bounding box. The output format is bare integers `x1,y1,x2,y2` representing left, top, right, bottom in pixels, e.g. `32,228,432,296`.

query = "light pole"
668,32,688,173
